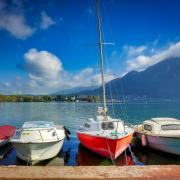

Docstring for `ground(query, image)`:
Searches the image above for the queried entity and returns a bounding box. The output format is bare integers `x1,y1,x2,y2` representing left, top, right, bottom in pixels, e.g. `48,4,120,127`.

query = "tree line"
0,95,101,103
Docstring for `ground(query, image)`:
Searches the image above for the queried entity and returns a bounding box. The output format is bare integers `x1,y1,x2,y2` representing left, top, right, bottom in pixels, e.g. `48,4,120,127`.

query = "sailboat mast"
96,0,107,118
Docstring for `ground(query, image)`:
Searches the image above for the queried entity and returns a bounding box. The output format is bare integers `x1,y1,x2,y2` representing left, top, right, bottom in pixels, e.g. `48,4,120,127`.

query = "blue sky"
1,0,180,94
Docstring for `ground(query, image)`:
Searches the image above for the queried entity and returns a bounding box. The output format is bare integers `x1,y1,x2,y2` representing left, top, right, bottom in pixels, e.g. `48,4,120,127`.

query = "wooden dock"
0,165,180,179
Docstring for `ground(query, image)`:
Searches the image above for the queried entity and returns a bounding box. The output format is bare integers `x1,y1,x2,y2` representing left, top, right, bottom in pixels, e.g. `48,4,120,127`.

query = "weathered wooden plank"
0,165,179,179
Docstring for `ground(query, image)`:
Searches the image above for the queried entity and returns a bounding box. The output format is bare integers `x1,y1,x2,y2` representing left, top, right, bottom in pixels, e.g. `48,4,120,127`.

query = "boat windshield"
144,124,152,131
22,121,54,129
101,122,114,130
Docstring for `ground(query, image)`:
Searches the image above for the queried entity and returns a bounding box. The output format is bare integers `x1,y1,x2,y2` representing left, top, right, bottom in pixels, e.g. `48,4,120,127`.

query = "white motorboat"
11,121,67,163
134,117,180,155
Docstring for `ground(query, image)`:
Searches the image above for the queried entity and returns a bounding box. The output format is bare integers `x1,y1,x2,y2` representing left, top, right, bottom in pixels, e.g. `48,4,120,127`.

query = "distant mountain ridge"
54,86,97,95
77,57,180,99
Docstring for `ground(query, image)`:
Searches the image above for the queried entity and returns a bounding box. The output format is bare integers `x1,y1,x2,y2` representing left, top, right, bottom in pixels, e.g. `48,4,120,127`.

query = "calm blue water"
0,102,180,166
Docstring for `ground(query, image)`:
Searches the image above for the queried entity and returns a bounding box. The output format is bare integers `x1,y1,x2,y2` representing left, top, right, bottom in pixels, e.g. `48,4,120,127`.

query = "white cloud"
3,82,11,87
24,49,62,88
40,12,55,30
72,68,93,85
124,45,147,57
0,2,56,40
0,0,35,40
91,73,115,86
0,76,26,95
126,41,180,72
0,12,35,39
108,41,180,77
3,40,180,94
126,55,150,72
55,68,96,89
21,48,116,94
0,43,117,94
64,68,115,88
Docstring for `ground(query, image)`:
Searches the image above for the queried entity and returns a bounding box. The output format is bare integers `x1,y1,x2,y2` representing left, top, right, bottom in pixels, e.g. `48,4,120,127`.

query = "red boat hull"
0,125,16,140
77,132,133,160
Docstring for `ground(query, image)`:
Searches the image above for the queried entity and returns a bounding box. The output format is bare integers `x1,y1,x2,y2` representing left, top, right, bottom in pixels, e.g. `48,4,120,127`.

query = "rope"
100,0,129,124
101,1,115,118
128,145,137,165
105,136,115,165
100,3,115,119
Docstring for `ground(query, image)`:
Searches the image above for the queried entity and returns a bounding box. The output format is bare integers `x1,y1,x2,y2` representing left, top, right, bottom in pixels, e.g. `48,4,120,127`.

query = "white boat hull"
13,139,64,163
136,132,180,155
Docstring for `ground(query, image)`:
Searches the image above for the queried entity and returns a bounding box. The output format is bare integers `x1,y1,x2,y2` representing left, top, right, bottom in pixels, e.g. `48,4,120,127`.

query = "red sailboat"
77,0,134,160
77,108,134,160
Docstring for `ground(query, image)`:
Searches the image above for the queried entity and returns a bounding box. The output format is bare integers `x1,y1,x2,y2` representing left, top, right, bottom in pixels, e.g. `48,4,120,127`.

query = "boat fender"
64,126,71,141
141,134,147,146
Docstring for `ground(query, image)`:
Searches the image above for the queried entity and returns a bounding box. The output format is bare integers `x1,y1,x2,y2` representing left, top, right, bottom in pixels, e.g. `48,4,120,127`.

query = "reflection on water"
15,156,65,166
16,149,70,166
0,145,71,166
132,146,180,165
0,142,180,166
76,144,134,166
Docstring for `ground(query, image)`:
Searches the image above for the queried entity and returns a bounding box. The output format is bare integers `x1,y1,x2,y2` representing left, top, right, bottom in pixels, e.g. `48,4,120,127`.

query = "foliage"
0,95,101,103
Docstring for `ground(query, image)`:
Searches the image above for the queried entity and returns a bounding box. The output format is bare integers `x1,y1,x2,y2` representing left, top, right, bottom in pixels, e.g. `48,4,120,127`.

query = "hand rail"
39,130,43,142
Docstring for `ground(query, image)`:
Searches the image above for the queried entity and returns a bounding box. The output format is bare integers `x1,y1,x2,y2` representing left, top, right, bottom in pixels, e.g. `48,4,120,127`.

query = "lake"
0,102,180,166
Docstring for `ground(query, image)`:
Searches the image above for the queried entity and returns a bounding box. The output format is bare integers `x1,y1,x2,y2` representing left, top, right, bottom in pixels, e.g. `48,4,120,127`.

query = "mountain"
77,57,180,99
54,86,97,95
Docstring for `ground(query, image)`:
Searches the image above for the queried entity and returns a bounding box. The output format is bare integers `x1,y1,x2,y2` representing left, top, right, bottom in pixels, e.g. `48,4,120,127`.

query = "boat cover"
0,125,16,140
